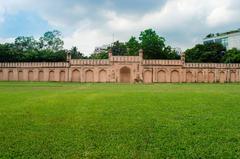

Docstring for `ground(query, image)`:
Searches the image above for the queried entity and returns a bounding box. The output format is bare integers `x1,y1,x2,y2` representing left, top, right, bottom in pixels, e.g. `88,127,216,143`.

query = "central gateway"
120,67,131,83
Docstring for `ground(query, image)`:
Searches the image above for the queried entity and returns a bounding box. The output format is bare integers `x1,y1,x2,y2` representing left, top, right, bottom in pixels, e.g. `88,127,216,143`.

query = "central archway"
120,67,131,83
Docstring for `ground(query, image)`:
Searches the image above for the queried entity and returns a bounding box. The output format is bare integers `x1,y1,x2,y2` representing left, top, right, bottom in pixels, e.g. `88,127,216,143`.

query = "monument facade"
0,50,240,83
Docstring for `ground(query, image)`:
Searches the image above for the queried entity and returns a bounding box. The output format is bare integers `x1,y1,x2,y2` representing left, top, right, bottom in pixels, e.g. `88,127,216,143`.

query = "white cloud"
99,0,240,51
64,29,112,54
104,0,239,32
207,6,240,27
0,0,240,54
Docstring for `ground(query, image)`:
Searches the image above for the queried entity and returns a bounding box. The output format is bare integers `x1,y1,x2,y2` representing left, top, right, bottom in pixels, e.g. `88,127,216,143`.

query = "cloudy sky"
0,0,239,55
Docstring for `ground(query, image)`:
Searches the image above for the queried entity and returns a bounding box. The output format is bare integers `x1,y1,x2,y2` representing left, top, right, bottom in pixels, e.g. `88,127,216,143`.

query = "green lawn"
1,82,240,158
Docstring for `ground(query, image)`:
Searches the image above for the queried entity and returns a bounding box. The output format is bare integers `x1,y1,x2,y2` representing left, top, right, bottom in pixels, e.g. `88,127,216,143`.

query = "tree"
70,47,86,59
223,48,240,63
89,51,108,59
126,36,140,56
0,30,68,62
111,41,127,56
139,29,167,59
14,36,38,52
39,30,64,51
163,46,180,59
185,43,226,63
0,43,15,62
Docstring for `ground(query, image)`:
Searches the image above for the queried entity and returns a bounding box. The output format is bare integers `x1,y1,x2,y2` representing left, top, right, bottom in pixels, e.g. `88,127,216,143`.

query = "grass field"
1,82,240,158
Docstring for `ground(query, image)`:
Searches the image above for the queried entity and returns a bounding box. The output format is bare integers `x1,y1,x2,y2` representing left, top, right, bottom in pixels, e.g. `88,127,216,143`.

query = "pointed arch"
28,70,34,81
219,71,226,83
72,69,80,82
99,70,107,83
171,70,180,83
197,71,204,83
18,71,24,81
85,70,94,82
230,71,236,82
157,70,166,83
49,70,55,81
143,70,152,83
59,71,65,82
0,70,3,81
120,66,131,83
38,71,44,81
208,71,215,83
186,71,193,83
8,70,14,81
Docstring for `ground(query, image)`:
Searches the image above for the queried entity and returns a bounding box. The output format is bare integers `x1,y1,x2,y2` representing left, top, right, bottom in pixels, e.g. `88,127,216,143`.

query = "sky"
0,0,239,55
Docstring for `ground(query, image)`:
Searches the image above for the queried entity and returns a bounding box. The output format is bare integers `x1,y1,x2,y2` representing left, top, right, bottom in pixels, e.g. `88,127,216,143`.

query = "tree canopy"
0,30,71,62
111,41,128,56
222,48,240,63
126,36,140,56
70,47,87,59
39,30,64,51
90,29,180,59
139,29,166,59
1,28,240,63
185,43,240,63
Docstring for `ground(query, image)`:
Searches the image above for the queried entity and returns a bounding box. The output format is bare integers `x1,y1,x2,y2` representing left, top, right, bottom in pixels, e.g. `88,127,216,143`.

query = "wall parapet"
184,63,240,68
110,56,141,62
143,60,182,66
70,59,109,65
0,62,69,68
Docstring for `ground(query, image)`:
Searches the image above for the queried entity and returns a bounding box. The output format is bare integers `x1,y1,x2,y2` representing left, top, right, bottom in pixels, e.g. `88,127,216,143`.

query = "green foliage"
0,30,67,62
3,28,239,62
89,29,179,59
186,44,240,63
223,48,240,63
185,43,226,63
14,36,38,51
89,51,108,59
1,82,240,158
139,29,166,59
163,46,180,59
126,36,140,56
138,29,179,59
70,47,87,59
111,41,127,56
39,30,64,51
0,43,16,62
0,42,66,62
